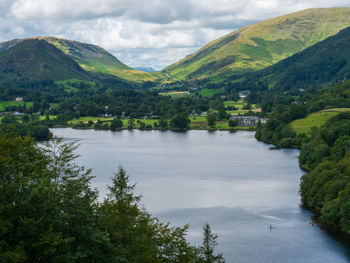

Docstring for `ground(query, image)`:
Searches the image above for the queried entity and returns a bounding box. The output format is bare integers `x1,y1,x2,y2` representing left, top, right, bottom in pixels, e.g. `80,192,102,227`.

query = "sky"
1,0,350,70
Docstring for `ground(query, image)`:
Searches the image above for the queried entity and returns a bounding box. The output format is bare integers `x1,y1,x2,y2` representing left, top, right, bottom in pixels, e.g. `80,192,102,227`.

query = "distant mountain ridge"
133,67,156,73
164,7,350,82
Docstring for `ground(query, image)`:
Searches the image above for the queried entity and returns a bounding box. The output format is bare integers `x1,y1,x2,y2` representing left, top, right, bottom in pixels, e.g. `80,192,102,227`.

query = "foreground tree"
0,136,117,262
45,138,117,262
98,167,199,263
197,223,225,263
0,133,222,263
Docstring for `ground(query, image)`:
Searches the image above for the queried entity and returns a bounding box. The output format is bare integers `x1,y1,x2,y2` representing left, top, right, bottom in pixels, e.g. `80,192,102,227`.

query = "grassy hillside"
0,37,157,83
241,26,350,89
0,39,92,82
164,7,350,81
291,108,350,134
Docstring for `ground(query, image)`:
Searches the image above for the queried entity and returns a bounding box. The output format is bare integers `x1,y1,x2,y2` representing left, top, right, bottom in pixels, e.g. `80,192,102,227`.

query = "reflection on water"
51,128,350,263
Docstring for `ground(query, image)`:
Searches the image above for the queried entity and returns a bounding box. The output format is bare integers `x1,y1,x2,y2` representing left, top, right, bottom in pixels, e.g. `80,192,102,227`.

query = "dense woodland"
255,81,350,232
0,133,225,263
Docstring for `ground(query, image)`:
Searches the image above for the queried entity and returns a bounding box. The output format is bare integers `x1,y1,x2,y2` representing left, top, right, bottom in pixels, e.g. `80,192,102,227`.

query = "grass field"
224,100,261,115
55,79,97,92
68,116,159,128
198,89,224,97
291,108,350,134
122,119,159,127
159,91,190,98
224,101,242,108
189,116,250,130
68,116,114,124
0,101,33,112
39,115,57,121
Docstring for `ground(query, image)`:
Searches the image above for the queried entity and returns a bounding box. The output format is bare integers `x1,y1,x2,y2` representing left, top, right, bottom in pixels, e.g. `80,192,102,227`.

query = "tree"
22,115,30,123
169,113,190,130
127,118,135,130
207,112,217,128
137,120,146,130
1,115,17,124
87,120,94,127
98,167,199,263
228,119,238,128
158,119,168,130
110,118,123,131
30,125,52,141
98,167,153,262
197,223,225,263
44,138,117,262
0,133,57,262
0,135,117,263
217,108,228,121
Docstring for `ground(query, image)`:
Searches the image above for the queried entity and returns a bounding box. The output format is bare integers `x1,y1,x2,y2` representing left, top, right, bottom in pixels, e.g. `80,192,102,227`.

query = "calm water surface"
52,128,350,263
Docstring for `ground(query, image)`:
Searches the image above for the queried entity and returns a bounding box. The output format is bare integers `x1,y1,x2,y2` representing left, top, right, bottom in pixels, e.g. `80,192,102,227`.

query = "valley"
2,5,350,263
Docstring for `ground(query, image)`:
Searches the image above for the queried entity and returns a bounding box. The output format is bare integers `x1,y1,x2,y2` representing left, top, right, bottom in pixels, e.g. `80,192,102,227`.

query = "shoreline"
53,125,257,132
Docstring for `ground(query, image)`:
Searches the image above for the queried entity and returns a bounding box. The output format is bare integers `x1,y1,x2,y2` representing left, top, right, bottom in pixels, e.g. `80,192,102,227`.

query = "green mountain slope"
0,39,92,82
0,37,157,83
241,26,350,89
164,7,350,81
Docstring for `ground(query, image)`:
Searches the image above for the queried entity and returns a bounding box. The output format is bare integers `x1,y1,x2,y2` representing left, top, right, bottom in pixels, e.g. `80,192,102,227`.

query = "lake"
51,128,350,263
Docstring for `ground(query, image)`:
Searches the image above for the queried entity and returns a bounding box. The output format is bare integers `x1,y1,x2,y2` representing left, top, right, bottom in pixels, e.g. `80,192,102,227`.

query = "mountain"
0,37,157,83
133,67,156,73
0,39,92,82
239,26,350,89
163,7,350,82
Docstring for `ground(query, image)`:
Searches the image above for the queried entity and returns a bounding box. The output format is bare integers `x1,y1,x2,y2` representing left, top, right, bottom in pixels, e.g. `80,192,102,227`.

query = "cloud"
1,0,350,69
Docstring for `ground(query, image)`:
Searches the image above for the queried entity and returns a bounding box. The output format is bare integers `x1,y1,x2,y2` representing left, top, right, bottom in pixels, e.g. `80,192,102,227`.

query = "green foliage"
110,118,123,131
228,119,238,128
1,115,52,141
97,167,200,262
127,118,135,130
158,119,168,130
0,135,217,262
169,113,190,130
207,112,217,128
196,224,225,263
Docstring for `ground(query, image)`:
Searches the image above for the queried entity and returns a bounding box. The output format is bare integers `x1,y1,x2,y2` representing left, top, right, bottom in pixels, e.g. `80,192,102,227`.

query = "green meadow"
159,91,190,98
0,101,33,112
291,108,350,134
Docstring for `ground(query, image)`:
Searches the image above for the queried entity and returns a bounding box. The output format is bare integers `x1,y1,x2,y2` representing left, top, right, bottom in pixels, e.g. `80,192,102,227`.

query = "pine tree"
197,223,225,263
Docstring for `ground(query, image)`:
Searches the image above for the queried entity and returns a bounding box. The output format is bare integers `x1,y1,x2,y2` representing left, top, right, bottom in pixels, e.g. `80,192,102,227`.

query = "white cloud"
1,0,350,69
